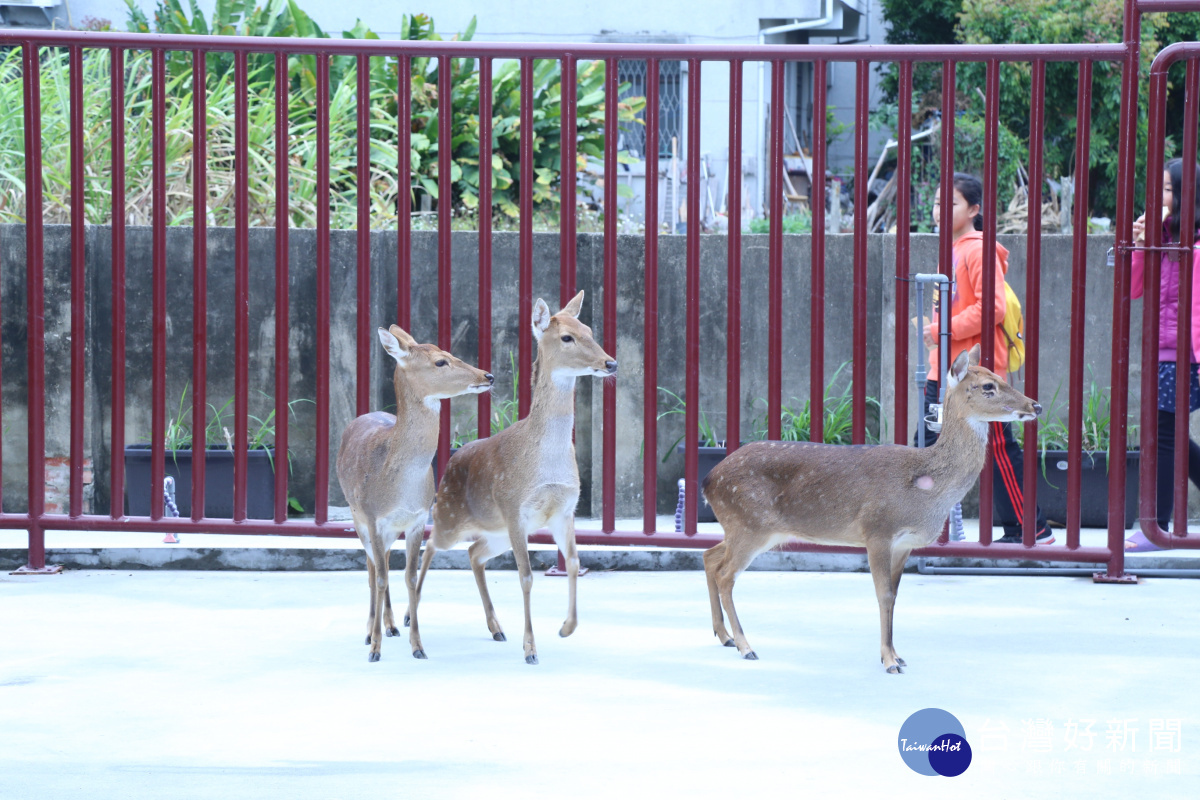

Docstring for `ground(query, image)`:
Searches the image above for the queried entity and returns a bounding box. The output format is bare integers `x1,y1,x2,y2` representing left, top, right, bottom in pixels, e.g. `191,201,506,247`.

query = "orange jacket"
926,231,1010,376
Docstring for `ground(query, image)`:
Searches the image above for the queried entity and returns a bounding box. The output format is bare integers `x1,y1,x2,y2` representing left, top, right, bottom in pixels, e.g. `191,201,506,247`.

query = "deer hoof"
403,614,410,627
525,654,539,665
368,651,381,663
886,665,903,674
412,649,427,660
386,626,401,637
364,635,371,645
493,632,507,642
722,638,735,647
896,656,907,667
743,651,758,661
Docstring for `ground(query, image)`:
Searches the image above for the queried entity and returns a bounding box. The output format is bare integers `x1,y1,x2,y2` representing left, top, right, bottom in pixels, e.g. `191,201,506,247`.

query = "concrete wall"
1,225,1146,520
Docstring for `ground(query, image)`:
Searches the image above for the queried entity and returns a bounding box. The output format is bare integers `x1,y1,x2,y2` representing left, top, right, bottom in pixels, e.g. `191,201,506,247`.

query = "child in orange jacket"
917,172,1050,544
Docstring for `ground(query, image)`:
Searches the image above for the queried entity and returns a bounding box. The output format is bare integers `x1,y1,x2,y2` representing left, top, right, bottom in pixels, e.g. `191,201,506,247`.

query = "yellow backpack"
1000,281,1025,374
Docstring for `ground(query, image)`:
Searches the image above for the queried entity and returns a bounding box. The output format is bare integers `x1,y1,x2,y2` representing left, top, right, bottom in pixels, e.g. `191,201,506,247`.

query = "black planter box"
1036,450,1139,529
676,443,730,523
124,446,276,519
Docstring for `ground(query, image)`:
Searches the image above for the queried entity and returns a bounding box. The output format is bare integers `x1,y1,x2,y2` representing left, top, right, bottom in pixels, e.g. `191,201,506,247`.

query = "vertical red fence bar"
852,60,869,444
110,46,127,520
979,58,1000,538
603,57,620,534
937,59,956,543
356,53,372,418
1023,59,1047,541
766,59,784,442
150,47,168,521
1141,73,1166,538
893,59,913,445
398,55,412,331
684,57,703,534
274,51,291,523
478,57,494,442
518,56,534,420
192,49,208,519
233,50,250,522
643,58,661,534
437,54,453,473
726,59,743,458
68,45,86,517
1106,4,1141,577
22,41,47,568
810,59,827,442
1174,59,1200,538
314,52,331,525
560,55,578,303
1066,59,1094,548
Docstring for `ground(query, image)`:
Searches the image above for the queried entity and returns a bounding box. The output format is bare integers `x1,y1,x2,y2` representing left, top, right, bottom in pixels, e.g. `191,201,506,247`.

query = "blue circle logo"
898,708,972,777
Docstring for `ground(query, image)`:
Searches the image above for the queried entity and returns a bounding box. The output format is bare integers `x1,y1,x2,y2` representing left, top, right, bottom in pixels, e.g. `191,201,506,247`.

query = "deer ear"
949,348,971,387
378,327,409,364
968,343,982,367
389,324,418,350
560,290,584,319
532,298,552,341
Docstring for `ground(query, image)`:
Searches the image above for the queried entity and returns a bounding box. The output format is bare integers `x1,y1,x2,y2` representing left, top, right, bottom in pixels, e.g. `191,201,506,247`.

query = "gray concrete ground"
2,550,1198,798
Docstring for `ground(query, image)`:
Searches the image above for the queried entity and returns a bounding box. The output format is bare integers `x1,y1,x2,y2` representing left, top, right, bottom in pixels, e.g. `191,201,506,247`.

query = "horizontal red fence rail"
1,21,1189,584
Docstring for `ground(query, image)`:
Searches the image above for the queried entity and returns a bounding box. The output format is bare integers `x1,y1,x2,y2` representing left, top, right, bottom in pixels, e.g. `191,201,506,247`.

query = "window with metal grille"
617,59,682,158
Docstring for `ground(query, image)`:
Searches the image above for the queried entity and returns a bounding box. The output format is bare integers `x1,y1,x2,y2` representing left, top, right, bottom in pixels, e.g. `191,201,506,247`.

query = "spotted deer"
701,345,1041,673
336,325,493,662
408,291,616,664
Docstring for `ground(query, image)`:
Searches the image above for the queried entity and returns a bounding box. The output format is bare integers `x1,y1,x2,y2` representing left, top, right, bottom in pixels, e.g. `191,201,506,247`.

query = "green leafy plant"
0,3,646,229
749,206,813,234
749,363,885,445
450,352,521,448
155,382,313,454
657,387,723,461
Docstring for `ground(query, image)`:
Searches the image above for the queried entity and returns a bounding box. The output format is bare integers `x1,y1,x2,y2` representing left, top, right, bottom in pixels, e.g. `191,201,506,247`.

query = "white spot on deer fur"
916,476,934,491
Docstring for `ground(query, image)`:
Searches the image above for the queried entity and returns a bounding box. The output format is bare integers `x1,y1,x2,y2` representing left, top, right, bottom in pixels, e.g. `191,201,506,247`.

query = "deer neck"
388,379,441,458
525,359,578,443
923,396,990,492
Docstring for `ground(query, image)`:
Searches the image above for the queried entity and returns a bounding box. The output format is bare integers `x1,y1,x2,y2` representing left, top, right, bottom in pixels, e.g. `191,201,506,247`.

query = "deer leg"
403,520,428,659
703,540,735,647
866,541,902,674
366,532,389,663
548,514,580,638
468,535,508,641
888,547,912,668
509,532,539,665
364,554,377,646
714,532,766,660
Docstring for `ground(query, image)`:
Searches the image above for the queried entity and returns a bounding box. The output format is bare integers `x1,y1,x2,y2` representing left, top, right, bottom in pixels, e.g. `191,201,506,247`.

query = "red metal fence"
2,1,1199,580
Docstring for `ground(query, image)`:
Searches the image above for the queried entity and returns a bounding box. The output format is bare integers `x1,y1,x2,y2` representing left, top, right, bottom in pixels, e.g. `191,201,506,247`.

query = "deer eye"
983,382,995,391
435,359,448,367
561,335,574,343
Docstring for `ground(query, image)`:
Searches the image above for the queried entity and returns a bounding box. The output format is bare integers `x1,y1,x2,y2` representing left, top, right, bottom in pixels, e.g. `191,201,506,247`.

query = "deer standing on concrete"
701,345,1041,673
409,291,616,664
336,325,493,662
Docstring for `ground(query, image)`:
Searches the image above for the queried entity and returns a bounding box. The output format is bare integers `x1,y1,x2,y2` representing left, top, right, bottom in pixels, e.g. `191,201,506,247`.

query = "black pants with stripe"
917,380,1048,538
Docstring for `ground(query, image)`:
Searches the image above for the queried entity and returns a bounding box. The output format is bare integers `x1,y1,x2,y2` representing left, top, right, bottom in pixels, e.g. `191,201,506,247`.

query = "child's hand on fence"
1132,213,1146,243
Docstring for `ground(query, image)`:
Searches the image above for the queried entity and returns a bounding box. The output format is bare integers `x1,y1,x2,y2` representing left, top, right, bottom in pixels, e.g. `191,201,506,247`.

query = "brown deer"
409,291,616,664
701,345,1041,673
336,325,493,662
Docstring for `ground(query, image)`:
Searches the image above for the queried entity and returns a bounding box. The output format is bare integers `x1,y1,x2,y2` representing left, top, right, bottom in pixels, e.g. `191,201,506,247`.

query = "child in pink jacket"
1127,158,1200,551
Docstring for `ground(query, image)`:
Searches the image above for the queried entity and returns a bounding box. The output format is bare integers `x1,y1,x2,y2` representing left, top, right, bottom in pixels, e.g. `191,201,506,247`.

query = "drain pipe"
916,560,1200,579
756,0,836,217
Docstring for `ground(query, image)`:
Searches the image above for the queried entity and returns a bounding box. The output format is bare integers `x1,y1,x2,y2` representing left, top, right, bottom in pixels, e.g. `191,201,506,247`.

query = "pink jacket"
1130,229,1200,363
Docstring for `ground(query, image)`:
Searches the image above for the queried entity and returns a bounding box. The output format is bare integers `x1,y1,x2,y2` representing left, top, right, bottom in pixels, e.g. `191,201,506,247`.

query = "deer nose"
605,360,617,374
485,373,495,385
1032,402,1043,416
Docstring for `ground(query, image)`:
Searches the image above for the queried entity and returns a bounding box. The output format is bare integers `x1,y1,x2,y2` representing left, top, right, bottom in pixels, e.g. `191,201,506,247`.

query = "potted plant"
124,384,307,520
1026,380,1139,529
